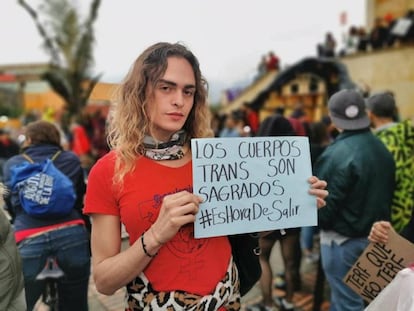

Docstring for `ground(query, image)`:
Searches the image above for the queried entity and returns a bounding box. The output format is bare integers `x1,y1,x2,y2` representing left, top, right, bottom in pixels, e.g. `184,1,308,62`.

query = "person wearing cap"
314,89,396,310
366,91,414,234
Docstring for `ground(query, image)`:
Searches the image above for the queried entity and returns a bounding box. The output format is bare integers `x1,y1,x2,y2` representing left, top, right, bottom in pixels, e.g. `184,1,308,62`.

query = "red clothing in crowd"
288,117,307,136
71,125,91,156
246,110,260,134
84,151,231,295
266,53,280,71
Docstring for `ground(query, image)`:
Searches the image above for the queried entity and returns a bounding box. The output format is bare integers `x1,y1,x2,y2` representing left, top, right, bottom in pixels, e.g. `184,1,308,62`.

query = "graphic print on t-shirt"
137,185,208,257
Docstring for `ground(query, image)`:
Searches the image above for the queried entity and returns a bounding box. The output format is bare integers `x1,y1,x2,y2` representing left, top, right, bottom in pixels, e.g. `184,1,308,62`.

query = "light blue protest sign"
191,136,317,238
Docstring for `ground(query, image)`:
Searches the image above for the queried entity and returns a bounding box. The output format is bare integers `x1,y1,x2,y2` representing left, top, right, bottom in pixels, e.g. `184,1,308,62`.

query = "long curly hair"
108,42,213,184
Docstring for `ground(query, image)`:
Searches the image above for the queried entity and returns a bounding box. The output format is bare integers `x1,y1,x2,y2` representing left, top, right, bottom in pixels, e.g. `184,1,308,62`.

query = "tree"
18,0,102,119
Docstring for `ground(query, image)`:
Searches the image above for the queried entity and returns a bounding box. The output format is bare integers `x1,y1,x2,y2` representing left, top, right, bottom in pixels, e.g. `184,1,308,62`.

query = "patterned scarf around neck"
143,130,187,161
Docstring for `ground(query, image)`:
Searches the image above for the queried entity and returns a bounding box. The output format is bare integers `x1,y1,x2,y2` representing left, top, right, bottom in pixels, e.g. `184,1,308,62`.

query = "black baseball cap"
328,89,370,130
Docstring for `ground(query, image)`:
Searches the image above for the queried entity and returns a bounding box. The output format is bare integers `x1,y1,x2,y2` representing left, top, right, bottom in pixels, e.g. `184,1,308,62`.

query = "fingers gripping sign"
152,191,203,244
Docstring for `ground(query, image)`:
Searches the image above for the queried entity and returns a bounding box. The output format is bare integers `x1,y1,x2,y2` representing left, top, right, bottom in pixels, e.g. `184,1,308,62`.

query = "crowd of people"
0,39,412,311
318,9,414,58
250,9,414,83
0,105,110,310
215,86,414,311
0,42,329,311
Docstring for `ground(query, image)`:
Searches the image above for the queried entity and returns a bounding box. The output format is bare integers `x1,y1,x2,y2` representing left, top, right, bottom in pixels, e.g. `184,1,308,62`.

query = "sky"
1,0,366,101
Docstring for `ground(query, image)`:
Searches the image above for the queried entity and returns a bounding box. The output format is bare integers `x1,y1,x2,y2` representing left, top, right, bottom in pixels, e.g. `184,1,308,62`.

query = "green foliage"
0,89,23,117
0,104,23,118
18,0,102,118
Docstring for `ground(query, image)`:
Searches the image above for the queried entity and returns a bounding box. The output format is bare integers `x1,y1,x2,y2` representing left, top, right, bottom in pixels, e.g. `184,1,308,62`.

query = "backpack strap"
21,150,62,163
21,153,34,164
51,150,62,161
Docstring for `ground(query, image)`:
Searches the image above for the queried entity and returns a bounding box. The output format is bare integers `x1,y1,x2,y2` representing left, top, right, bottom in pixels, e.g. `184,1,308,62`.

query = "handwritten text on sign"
344,229,414,303
191,136,316,238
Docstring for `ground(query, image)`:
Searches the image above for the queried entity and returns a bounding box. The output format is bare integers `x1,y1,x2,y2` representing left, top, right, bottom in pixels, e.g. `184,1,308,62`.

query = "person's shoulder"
402,118,414,129
97,150,116,163
60,149,80,159
4,154,25,169
89,150,116,173
86,151,117,189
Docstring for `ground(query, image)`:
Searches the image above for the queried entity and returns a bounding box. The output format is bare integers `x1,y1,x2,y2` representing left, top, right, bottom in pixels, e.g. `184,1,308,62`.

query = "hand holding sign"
344,229,414,303
191,136,318,238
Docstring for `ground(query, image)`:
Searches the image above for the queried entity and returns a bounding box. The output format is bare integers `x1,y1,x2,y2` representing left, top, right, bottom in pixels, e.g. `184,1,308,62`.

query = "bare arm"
90,214,158,295
90,190,202,295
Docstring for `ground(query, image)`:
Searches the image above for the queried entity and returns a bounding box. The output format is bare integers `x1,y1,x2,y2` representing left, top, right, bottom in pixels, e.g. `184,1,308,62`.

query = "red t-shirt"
84,151,231,295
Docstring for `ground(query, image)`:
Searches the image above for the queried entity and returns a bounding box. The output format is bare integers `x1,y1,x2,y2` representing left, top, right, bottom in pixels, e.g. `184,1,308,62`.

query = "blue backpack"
10,151,77,218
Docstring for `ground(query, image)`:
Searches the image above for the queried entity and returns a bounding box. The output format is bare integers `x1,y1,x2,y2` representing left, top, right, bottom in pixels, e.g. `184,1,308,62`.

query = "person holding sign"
83,42,328,311
369,218,414,245
364,220,414,310
314,89,396,311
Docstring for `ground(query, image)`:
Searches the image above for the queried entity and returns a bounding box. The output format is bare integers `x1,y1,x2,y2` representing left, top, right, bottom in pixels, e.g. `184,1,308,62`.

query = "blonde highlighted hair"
107,42,213,184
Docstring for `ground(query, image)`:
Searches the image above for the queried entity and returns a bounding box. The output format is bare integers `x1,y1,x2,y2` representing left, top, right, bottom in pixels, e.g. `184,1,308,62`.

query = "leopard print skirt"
125,257,241,311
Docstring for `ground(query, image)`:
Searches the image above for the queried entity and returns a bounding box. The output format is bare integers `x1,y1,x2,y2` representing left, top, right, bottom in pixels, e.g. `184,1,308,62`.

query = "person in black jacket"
314,89,395,311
